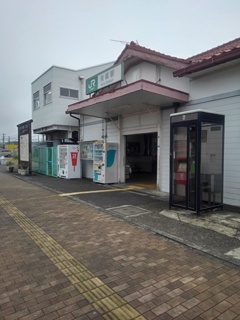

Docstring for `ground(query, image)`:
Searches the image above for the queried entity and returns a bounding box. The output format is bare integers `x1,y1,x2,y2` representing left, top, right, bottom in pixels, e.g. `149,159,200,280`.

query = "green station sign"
86,62,123,95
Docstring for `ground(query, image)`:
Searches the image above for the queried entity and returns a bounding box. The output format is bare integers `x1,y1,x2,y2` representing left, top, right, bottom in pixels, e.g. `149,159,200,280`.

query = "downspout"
101,119,107,143
173,102,180,113
69,113,81,142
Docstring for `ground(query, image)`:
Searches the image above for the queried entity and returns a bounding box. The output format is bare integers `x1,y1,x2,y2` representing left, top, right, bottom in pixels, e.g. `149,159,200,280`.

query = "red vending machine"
58,145,81,179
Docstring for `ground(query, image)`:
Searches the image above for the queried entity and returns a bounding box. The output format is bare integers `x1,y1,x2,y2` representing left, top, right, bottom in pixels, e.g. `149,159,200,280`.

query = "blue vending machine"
93,141,118,184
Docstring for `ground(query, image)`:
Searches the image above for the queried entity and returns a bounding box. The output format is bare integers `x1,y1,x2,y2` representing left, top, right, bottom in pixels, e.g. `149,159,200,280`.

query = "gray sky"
0,0,240,141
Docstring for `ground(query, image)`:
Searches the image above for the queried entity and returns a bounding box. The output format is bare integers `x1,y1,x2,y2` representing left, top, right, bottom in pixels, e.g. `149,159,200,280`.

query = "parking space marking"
0,194,145,319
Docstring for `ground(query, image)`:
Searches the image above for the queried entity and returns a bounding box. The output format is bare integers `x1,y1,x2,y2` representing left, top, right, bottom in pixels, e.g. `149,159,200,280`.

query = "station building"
66,38,240,208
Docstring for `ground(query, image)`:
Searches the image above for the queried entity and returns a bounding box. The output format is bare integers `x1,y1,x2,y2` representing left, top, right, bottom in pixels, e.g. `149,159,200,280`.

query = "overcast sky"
0,0,240,141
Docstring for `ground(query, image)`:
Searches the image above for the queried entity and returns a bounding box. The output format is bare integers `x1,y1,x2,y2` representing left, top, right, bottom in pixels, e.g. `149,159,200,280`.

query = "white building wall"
124,62,158,83
160,66,240,207
81,109,159,142
189,65,240,100
160,66,189,93
81,117,119,142
124,62,189,93
81,117,103,141
121,110,159,134
193,95,240,207
106,121,119,143
159,108,172,193
32,62,113,132
32,67,79,130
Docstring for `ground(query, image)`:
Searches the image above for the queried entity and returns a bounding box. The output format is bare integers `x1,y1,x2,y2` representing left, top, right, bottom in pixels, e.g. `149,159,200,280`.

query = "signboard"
17,119,33,173
86,62,124,95
20,134,29,161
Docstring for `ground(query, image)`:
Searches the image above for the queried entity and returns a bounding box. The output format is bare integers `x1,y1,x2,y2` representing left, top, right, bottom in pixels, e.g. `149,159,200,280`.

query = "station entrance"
125,132,157,187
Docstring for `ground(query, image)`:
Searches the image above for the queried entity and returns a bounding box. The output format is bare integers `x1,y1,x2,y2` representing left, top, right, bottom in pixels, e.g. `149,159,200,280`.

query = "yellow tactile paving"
134,183,156,189
59,185,144,197
0,194,145,320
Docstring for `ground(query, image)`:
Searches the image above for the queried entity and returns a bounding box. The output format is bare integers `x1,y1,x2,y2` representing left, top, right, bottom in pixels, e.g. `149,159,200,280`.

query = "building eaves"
31,65,79,84
115,41,188,70
174,37,240,77
32,62,114,84
186,37,240,63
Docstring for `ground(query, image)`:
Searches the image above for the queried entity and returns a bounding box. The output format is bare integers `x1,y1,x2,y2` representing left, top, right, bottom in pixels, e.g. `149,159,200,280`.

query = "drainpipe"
102,119,107,143
69,113,81,142
173,102,180,113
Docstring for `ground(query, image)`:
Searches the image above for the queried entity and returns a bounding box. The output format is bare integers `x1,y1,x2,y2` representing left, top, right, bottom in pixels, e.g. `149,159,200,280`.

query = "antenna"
110,39,130,45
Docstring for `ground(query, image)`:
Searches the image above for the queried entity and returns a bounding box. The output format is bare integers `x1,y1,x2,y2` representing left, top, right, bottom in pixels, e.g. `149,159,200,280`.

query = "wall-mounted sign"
86,62,124,95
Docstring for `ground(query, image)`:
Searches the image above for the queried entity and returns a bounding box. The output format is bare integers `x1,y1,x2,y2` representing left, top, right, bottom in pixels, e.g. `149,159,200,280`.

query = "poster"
20,134,29,161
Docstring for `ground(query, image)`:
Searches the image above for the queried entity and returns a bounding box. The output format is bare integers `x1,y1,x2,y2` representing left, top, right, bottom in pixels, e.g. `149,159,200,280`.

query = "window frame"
44,83,52,105
33,90,40,110
60,87,79,99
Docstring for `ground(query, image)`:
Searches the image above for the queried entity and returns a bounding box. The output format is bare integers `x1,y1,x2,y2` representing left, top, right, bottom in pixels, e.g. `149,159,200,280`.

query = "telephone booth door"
169,110,224,214
170,125,197,211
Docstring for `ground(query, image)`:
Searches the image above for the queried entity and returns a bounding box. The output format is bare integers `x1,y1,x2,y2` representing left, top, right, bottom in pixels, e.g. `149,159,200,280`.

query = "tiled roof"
186,37,240,63
174,37,240,77
115,41,188,69
117,38,240,78
119,41,186,62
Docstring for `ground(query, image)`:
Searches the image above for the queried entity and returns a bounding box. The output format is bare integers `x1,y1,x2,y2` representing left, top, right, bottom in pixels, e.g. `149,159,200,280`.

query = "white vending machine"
93,141,118,184
58,145,81,179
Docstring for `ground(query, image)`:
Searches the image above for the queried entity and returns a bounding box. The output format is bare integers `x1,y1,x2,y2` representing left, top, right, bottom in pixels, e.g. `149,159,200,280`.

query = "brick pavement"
0,172,240,319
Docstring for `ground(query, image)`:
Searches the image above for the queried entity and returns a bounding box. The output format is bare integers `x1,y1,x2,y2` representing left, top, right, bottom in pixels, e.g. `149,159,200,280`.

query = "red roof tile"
115,41,188,70
174,37,240,77
186,37,240,63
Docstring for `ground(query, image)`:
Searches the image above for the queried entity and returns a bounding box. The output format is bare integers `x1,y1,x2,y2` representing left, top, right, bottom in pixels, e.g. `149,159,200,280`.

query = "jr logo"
86,76,98,94
88,79,96,90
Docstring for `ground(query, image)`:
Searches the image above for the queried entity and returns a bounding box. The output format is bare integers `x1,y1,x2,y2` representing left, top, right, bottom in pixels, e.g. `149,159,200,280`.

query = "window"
33,91,40,110
44,83,52,105
60,87,78,99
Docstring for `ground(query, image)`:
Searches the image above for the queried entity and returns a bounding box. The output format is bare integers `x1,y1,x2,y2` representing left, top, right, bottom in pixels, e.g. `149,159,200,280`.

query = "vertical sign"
17,119,33,174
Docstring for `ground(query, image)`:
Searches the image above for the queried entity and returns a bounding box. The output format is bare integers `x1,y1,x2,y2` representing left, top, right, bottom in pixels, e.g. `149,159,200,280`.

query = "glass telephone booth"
169,110,225,214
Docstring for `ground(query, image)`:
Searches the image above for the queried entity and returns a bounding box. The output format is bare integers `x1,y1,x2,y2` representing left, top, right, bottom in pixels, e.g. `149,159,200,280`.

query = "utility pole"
2,133,6,148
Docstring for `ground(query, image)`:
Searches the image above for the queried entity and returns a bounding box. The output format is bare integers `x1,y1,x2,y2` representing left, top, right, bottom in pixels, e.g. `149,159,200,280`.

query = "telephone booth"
169,110,225,214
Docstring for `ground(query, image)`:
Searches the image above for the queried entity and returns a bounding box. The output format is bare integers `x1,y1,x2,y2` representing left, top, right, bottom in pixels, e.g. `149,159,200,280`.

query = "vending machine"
93,141,118,184
58,145,81,179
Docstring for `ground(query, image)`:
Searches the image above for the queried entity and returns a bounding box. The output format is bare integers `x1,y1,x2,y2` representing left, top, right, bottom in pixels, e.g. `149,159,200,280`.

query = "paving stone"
1,171,240,319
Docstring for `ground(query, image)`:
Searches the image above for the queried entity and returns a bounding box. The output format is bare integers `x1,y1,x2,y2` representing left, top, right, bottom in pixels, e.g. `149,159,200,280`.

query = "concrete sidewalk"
0,168,240,319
